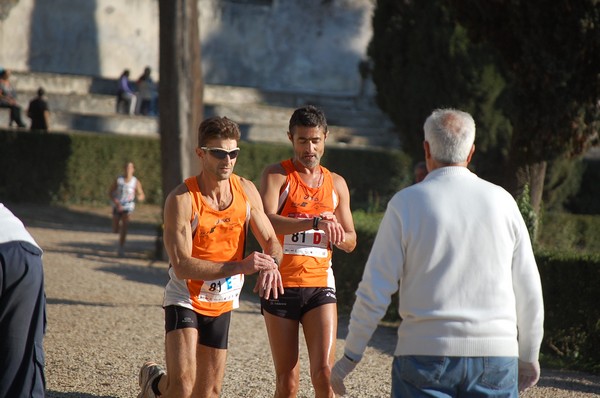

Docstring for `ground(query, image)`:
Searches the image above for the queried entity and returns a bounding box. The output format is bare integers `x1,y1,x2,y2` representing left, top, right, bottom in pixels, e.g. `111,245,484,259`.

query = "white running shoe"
138,361,165,398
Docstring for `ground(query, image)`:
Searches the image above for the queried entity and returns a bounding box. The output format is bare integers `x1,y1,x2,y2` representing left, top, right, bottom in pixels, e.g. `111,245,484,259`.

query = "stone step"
16,90,119,115
14,88,394,133
12,71,117,96
6,70,401,148
12,70,369,110
0,107,398,148
12,70,393,126
0,110,157,137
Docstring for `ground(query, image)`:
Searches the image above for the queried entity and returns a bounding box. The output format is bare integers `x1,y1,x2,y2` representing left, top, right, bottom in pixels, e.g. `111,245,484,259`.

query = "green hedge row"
0,130,410,211
536,251,600,373
326,213,600,375
537,211,600,255
248,210,600,374
0,130,163,205
3,129,597,374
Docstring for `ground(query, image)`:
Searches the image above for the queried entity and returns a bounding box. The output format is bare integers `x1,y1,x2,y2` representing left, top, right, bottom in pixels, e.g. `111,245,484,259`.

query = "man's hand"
518,360,540,392
318,217,345,247
254,268,284,299
240,252,278,275
331,355,357,396
319,211,337,223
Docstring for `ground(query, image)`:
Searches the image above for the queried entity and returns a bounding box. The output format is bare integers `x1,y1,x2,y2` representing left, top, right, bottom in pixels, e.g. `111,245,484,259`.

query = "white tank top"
113,176,138,212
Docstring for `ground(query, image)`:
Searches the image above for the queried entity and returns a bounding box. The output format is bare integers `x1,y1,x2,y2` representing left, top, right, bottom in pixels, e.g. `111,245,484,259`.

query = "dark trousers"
0,241,46,398
0,103,26,127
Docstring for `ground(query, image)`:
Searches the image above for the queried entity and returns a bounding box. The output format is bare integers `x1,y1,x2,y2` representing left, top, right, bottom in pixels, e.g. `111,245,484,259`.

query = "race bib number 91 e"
283,230,329,258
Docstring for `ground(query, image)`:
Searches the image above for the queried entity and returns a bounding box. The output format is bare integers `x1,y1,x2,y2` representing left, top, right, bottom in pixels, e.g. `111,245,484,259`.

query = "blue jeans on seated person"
392,356,518,398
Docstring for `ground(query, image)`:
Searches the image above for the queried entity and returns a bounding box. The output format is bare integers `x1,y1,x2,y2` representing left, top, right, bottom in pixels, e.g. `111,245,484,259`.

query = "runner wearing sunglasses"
200,146,241,160
138,116,283,398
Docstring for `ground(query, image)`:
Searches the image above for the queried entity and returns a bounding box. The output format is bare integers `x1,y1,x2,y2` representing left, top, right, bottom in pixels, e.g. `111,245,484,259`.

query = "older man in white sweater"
331,109,544,397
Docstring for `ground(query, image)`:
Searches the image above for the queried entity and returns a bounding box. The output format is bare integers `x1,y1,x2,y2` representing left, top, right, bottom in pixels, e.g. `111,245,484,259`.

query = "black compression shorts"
164,305,231,349
261,287,337,321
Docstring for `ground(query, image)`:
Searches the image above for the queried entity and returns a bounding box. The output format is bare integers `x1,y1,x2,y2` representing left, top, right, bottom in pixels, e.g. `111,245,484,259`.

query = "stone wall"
0,0,374,95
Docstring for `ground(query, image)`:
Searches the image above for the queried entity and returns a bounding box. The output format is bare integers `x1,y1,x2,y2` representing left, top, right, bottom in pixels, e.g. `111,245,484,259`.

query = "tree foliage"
450,0,599,162
369,0,599,213
368,0,512,183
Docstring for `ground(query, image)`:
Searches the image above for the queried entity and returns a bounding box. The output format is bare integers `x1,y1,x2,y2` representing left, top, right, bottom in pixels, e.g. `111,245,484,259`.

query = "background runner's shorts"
113,207,133,216
261,287,336,321
164,305,231,349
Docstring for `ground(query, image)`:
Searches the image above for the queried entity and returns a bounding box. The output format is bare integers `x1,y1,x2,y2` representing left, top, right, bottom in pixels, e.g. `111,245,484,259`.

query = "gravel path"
10,203,600,398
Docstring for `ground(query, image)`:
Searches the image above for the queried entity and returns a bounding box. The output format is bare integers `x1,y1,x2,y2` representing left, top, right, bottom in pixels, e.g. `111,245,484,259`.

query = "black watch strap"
312,216,321,230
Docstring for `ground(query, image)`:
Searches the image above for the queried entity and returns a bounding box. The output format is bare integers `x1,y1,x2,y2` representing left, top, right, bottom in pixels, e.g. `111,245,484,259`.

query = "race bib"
197,274,244,302
283,230,329,258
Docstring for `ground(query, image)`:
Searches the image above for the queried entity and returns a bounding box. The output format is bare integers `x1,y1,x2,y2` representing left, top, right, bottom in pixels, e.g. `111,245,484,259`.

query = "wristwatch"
312,216,322,230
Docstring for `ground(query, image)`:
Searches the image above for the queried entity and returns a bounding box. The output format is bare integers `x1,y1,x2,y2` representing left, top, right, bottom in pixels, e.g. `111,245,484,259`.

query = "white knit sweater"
0,203,41,249
344,167,544,363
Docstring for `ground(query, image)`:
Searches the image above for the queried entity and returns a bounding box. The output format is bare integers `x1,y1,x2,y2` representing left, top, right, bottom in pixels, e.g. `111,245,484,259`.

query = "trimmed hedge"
329,214,600,375
537,211,600,255
0,130,163,205
537,251,600,373
3,129,598,374
0,129,410,211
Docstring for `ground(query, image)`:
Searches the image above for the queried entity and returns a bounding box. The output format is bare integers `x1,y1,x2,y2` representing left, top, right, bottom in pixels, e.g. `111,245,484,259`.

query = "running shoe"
138,361,165,398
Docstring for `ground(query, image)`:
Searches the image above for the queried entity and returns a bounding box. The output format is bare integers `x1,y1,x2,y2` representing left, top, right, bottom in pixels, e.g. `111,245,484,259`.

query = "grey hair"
423,108,475,164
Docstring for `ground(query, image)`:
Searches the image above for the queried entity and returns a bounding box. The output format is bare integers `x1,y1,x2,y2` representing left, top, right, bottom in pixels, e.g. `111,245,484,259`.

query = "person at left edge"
0,203,46,398
137,116,284,398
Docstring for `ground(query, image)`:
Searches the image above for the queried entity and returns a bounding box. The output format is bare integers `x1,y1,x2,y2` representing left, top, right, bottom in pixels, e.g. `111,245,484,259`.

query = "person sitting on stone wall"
136,66,157,116
116,69,137,115
0,69,27,127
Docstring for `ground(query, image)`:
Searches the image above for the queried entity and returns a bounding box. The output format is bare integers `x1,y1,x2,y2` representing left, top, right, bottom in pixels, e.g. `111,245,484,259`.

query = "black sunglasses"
201,147,240,160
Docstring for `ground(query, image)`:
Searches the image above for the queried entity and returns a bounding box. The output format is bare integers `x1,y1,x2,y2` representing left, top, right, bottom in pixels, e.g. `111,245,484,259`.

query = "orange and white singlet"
277,159,339,288
163,174,250,317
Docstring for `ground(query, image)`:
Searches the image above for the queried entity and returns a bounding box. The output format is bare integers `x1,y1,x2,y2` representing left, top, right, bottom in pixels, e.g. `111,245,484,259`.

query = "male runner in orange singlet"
260,105,357,397
137,116,283,398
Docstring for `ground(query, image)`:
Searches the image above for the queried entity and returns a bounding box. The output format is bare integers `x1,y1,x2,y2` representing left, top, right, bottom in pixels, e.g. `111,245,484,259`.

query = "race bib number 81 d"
283,230,328,258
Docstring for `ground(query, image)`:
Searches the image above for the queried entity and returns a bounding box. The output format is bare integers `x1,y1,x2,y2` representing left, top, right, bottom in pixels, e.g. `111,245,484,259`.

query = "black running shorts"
261,287,337,321
164,305,231,349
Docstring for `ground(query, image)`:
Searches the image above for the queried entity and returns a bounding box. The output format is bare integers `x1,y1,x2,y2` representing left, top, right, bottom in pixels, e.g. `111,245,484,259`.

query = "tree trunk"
512,160,547,215
158,0,203,203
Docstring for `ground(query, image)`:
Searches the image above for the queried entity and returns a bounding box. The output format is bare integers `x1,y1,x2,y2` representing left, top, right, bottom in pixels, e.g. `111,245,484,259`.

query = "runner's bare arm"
330,173,357,253
163,183,277,281
259,163,314,235
240,177,283,263
240,177,284,299
136,180,145,202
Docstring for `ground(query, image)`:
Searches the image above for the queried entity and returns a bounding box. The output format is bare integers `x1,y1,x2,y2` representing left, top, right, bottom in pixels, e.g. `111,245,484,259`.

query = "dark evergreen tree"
449,0,600,212
368,0,511,183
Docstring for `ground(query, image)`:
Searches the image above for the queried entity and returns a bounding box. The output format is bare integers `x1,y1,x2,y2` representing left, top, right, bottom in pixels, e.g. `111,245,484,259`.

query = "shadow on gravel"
47,392,115,398
337,316,397,356
96,262,170,288
47,298,116,307
537,370,600,394
6,202,158,234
